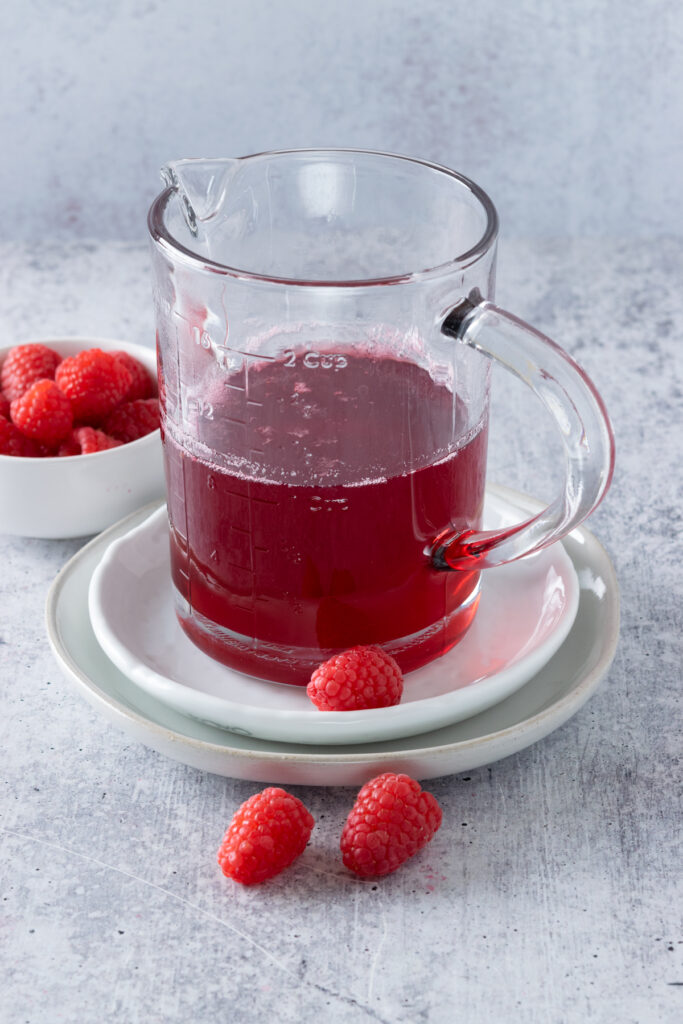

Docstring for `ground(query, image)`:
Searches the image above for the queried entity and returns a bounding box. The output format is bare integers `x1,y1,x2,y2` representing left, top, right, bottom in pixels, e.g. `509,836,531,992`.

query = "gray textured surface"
1,238,681,1023
3,0,682,241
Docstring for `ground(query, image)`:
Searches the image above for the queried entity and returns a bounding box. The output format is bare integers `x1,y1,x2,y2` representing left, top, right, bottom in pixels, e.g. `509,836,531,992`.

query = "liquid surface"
163,352,488,684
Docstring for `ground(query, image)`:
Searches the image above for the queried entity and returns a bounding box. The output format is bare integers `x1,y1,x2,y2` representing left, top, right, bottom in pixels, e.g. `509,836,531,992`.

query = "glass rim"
147,147,499,287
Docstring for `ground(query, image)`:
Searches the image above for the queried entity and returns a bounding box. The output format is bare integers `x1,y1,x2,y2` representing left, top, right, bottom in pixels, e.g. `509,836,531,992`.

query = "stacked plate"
46,485,619,786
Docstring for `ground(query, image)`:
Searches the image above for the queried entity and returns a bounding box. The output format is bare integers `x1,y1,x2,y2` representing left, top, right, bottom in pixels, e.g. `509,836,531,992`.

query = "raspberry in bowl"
0,338,165,538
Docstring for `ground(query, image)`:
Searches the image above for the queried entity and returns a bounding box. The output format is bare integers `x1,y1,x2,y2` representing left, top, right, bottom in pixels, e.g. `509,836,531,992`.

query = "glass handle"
433,292,615,570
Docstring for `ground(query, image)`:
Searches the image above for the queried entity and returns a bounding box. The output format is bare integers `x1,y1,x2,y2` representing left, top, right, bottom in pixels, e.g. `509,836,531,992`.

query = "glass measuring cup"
148,149,614,686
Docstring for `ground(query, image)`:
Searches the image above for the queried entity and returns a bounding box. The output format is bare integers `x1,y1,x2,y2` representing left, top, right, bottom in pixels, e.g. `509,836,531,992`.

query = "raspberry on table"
55,348,132,423
0,416,42,457
217,787,315,885
58,426,123,456
112,351,154,402
0,344,62,402
103,398,160,443
340,773,442,878
10,379,73,446
307,646,403,711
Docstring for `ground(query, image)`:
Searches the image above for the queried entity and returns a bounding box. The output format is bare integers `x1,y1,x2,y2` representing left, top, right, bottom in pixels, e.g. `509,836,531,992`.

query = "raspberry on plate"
103,398,160,443
217,787,314,885
0,417,42,457
10,379,73,446
58,426,123,456
0,343,62,402
340,773,442,878
112,350,154,402
55,348,132,423
307,646,403,711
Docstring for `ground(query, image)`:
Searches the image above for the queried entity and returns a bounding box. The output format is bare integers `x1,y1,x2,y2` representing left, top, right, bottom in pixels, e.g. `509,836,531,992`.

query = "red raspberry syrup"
161,351,488,685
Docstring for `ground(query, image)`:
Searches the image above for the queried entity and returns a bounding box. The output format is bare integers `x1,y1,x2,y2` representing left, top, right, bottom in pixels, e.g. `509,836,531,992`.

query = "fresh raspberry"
0,344,62,402
56,435,81,457
10,379,73,446
307,646,403,711
217,787,314,885
0,417,42,457
55,348,132,423
102,398,160,443
112,350,154,401
340,773,442,878
58,426,123,456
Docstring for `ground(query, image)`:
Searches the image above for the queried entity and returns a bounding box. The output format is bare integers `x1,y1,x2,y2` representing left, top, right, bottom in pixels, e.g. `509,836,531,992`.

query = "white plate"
46,486,619,783
46,488,619,785
87,492,580,745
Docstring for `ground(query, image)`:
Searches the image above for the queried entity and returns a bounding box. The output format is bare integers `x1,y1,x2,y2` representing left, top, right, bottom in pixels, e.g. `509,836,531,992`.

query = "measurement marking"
249,447,265,456
250,496,279,506
224,416,246,426
217,344,278,362
247,399,263,407
221,488,250,499
234,350,276,361
225,383,245,392
226,561,252,572
254,545,269,553
230,525,251,534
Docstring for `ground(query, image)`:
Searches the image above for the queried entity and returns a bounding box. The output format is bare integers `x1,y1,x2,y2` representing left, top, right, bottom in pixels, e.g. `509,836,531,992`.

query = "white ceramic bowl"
0,337,165,538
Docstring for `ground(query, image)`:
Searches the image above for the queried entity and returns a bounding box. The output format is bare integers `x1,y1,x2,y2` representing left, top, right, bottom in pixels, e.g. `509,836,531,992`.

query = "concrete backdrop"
2,0,681,243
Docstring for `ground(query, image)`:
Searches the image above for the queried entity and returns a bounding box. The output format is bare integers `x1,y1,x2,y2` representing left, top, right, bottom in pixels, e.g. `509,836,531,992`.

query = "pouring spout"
161,158,240,237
